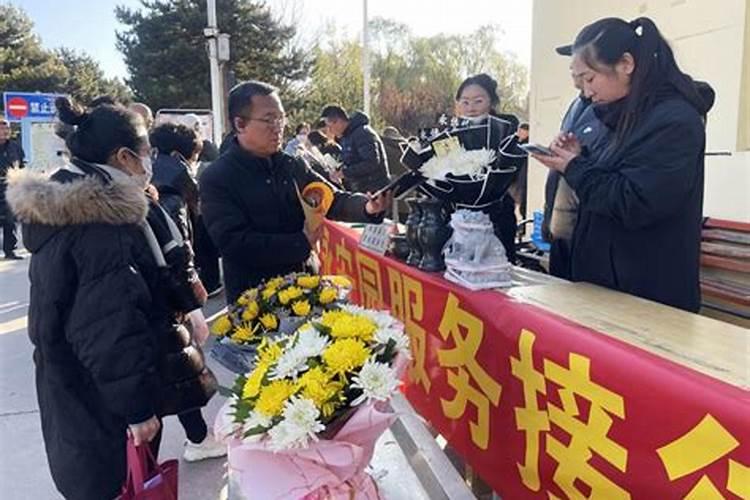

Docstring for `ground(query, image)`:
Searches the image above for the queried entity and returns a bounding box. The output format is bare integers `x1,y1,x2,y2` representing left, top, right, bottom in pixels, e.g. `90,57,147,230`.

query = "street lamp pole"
362,0,370,115
206,0,225,143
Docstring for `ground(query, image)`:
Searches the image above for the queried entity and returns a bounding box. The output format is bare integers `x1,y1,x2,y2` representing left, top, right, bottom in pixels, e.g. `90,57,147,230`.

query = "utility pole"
205,0,229,144
362,0,370,115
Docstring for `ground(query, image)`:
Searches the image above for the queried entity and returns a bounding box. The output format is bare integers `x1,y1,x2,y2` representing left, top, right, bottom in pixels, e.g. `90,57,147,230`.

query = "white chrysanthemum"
268,397,325,451
338,304,366,316
241,410,273,442
421,147,496,181
294,325,330,358
351,359,401,406
339,305,398,330
374,327,411,357
269,347,309,380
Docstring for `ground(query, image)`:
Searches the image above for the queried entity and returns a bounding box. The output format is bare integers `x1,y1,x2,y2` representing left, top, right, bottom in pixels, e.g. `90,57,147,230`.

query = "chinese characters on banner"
320,221,750,499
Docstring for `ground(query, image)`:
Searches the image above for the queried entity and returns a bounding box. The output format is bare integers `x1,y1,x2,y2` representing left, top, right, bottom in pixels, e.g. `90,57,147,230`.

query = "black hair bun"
476,73,498,92
55,96,88,126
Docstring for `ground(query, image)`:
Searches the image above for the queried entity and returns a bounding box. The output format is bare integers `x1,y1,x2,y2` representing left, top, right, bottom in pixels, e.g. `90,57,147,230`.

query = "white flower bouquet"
405,115,518,209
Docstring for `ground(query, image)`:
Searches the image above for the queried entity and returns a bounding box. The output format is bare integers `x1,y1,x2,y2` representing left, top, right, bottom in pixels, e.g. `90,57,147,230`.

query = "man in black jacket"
200,81,390,303
0,118,25,259
321,105,390,193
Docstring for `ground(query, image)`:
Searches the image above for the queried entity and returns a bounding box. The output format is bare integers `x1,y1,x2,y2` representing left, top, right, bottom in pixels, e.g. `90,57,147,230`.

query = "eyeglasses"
124,147,159,160
243,115,287,128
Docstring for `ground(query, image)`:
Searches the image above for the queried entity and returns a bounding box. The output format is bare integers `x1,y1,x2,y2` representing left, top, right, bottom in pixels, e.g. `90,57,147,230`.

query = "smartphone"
371,171,423,199
519,143,554,156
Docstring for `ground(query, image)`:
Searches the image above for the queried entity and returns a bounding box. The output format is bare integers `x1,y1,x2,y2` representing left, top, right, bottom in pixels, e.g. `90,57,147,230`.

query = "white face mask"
461,115,488,124
125,148,153,187
135,155,153,187
297,133,306,142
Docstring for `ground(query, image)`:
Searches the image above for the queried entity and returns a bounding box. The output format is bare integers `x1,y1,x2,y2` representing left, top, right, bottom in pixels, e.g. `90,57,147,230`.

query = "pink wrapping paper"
216,400,397,499
216,351,409,500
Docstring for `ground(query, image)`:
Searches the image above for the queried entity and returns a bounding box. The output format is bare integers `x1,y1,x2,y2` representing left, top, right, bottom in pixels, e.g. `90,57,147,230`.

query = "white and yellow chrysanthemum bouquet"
211,273,352,346
215,305,410,498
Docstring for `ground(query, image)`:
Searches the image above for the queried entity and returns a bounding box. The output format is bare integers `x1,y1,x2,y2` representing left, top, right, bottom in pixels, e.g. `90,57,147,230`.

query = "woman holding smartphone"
533,17,714,312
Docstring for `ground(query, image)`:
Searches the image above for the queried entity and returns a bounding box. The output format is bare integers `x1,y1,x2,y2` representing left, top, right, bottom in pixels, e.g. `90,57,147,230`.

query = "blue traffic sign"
3,92,65,122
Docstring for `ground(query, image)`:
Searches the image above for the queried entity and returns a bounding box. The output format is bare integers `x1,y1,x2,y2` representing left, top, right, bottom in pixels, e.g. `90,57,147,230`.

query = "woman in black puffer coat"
7,98,216,499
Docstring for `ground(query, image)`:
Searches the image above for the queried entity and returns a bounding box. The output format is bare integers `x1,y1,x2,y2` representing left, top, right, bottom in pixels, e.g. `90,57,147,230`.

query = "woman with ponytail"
533,17,715,312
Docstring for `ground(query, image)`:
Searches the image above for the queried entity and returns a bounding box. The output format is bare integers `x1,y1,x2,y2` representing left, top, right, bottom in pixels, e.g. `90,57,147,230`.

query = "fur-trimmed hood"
6,167,148,227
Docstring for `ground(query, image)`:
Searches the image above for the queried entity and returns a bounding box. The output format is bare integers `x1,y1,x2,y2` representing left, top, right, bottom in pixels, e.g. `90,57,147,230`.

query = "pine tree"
116,0,309,110
0,4,132,105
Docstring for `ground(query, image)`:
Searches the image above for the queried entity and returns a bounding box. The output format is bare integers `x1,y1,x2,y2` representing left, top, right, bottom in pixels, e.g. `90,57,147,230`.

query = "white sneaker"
182,433,228,462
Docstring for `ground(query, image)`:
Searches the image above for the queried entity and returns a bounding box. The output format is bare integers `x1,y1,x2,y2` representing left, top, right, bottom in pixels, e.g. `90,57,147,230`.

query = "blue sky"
10,0,143,79
9,0,532,80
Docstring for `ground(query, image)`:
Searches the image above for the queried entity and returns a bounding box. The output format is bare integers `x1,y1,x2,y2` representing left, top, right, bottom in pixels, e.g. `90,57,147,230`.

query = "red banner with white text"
319,221,750,500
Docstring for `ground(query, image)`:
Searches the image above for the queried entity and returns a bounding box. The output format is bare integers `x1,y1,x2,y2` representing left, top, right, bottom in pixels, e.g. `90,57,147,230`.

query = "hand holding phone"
519,143,554,156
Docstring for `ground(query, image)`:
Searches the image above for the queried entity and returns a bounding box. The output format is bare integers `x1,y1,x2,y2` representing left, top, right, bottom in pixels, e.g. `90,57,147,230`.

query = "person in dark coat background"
542,52,611,279
321,105,390,193
182,112,220,163
507,123,530,221
534,17,715,312
167,114,224,296
147,122,226,462
5,99,163,500
0,118,25,259
150,122,202,242
301,129,341,185
381,126,411,222
311,118,343,160
200,81,391,304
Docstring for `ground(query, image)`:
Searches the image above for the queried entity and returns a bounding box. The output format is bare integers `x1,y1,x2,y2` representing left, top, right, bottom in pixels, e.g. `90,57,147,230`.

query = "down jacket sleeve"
66,226,159,424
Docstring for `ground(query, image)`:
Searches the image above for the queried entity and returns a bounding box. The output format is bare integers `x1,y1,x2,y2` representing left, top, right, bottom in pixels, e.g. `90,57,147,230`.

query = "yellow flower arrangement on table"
226,304,411,451
211,273,353,347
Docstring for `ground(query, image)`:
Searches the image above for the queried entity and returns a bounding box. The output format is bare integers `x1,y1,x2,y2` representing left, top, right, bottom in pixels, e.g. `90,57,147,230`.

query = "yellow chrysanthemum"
320,310,347,327
318,287,338,305
259,313,278,331
296,275,321,289
320,310,377,341
261,286,277,301
323,338,370,375
242,362,269,399
257,338,283,366
211,315,232,336
291,300,312,317
232,323,256,343
297,367,342,415
266,277,285,289
237,288,258,305
255,380,297,418
328,276,352,288
278,286,304,305
242,301,260,321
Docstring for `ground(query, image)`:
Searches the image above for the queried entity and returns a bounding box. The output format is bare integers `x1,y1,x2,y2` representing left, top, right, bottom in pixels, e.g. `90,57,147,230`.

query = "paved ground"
0,250,430,500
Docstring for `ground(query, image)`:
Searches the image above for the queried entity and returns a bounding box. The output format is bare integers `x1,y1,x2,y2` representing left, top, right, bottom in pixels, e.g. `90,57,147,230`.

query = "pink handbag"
119,438,179,500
